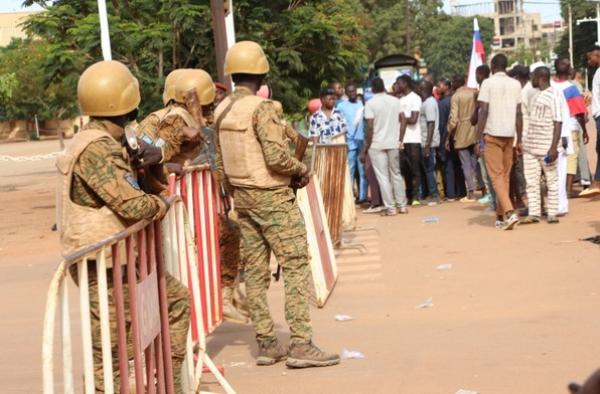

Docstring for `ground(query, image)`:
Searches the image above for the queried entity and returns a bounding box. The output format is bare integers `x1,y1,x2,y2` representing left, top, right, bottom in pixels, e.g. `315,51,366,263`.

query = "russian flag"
562,84,587,116
467,18,486,89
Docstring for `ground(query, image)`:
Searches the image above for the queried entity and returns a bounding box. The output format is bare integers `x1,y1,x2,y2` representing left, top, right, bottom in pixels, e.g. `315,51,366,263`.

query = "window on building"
497,0,515,15
500,17,516,35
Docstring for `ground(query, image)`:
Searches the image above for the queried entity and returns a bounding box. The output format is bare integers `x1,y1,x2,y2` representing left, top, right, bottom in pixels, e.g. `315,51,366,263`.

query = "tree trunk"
158,46,164,79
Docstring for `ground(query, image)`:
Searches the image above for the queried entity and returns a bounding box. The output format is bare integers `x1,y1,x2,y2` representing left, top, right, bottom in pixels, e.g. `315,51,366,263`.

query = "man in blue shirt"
337,83,368,202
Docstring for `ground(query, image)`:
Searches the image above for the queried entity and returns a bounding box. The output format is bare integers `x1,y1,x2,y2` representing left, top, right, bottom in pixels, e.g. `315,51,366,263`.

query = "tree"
556,0,597,69
421,15,494,79
18,0,367,116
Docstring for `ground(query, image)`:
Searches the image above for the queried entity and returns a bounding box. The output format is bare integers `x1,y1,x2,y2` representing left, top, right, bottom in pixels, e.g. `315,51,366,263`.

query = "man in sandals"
522,67,563,224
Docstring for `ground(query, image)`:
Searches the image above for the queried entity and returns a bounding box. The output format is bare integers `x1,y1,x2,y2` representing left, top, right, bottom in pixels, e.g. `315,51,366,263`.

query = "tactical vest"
215,95,290,189
56,129,127,258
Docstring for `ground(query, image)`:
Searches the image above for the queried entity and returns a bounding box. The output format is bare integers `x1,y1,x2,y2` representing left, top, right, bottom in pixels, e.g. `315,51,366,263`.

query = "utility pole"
569,3,574,65
405,0,411,53
210,0,232,90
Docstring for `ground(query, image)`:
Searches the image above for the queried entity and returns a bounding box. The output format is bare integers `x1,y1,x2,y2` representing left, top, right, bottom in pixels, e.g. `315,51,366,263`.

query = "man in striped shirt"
522,67,563,224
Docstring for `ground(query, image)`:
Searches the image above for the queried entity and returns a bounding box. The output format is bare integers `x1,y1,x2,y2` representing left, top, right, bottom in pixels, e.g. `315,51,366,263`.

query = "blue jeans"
422,147,439,199
348,141,368,200
595,118,600,181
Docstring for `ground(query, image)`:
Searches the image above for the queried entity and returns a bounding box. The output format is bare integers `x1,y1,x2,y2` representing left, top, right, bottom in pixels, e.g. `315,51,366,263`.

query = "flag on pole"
466,18,486,89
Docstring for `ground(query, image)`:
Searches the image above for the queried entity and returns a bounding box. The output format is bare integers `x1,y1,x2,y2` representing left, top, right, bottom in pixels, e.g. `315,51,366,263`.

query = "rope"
0,151,62,162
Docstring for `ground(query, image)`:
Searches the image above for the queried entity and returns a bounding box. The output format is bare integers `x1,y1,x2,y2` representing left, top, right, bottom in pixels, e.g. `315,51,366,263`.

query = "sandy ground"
0,137,599,394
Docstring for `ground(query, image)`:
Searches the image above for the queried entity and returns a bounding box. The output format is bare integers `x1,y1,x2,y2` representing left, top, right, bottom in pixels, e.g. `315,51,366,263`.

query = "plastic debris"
415,297,433,309
422,216,439,224
436,263,452,270
455,390,479,394
340,349,365,359
334,314,354,322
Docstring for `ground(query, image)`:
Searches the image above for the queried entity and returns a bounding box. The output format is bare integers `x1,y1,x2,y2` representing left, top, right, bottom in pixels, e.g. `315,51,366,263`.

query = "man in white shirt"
522,66,562,224
398,74,424,206
360,77,408,216
476,54,523,230
584,45,600,197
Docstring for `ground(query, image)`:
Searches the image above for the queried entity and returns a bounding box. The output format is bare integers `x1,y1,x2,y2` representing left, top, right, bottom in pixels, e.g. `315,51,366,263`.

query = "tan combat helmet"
173,69,216,106
77,60,141,117
224,41,270,76
162,68,189,106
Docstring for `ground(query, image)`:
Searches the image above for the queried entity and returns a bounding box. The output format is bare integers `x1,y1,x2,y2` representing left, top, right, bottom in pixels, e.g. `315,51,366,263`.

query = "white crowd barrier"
42,195,235,394
297,174,338,307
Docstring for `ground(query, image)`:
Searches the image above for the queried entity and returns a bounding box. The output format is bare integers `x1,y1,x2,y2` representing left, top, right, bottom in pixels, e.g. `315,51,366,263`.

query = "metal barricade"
296,175,338,307
168,165,223,336
313,143,348,246
42,196,235,394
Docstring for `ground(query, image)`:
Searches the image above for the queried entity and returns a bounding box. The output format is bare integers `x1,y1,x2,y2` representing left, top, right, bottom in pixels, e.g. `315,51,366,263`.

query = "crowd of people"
307,50,600,229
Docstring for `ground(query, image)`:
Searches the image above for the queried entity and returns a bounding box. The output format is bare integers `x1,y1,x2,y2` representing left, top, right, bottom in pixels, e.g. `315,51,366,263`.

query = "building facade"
450,0,564,54
0,11,40,47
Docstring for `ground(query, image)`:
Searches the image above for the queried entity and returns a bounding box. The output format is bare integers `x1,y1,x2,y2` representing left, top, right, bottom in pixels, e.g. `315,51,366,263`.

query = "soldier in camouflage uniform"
139,69,250,324
58,60,190,393
214,41,340,368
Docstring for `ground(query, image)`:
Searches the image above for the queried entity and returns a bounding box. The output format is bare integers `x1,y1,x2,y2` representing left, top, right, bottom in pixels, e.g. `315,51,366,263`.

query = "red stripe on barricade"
168,168,223,336
155,221,176,394
203,171,218,332
212,179,224,328
126,236,144,392
111,244,130,392
191,171,210,335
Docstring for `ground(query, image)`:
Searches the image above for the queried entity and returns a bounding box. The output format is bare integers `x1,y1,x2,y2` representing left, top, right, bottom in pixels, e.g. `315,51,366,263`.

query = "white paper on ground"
340,349,365,359
415,297,433,309
334,314,354,321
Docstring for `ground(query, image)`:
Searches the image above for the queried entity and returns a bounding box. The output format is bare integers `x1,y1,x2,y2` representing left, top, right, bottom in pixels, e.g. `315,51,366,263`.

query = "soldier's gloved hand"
290,175,310,189
165,162,184,177
138,139,163,166
152,195,170,221
182,126,207,144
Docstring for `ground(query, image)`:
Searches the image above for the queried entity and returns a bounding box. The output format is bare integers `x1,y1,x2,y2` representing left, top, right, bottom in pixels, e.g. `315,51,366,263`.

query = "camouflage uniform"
144,107,243,295
70,121,190,393
156,105,201,165
219,213,242,288
216,87,312,345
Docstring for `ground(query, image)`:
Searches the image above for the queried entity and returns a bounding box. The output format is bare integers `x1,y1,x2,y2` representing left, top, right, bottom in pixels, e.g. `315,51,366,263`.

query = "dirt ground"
0,137,599,394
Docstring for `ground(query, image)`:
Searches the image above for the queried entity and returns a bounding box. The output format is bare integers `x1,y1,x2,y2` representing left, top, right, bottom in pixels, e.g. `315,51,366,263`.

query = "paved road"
0,139,599,393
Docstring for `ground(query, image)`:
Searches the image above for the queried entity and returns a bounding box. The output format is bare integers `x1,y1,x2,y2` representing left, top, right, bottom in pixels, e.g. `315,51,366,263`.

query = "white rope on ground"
0,152,62,162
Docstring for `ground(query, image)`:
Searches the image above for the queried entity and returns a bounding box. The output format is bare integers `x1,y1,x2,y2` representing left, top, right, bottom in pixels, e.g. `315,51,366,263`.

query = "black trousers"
401,143,422,201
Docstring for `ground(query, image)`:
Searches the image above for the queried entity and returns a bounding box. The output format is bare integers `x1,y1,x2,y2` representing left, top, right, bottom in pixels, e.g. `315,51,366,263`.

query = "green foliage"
556,0,597,69
421,15,494,79
2,0,496,118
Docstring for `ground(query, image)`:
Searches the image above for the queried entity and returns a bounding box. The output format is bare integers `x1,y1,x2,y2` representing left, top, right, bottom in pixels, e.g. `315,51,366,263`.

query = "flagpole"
97,0,112,61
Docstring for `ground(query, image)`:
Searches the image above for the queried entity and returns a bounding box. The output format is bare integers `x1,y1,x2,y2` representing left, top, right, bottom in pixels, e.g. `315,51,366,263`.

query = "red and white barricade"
42,196,235,394
296,174,338,307
168,165,223,337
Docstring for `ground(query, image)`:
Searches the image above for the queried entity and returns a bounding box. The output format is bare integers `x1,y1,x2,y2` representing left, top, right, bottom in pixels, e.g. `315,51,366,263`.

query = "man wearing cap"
214,41,340,368
58,60,190,392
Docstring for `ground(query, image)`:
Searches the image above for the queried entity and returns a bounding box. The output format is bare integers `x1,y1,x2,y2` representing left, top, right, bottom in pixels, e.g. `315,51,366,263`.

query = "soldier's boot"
286,342,341,369
222,287,250,325
232,283,250,318
256,339,288,366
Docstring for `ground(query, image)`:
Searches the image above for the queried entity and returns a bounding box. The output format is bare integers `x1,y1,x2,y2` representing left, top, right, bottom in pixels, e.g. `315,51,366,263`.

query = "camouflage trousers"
72,263,190,393
219,213,241,289
236,195,312,345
